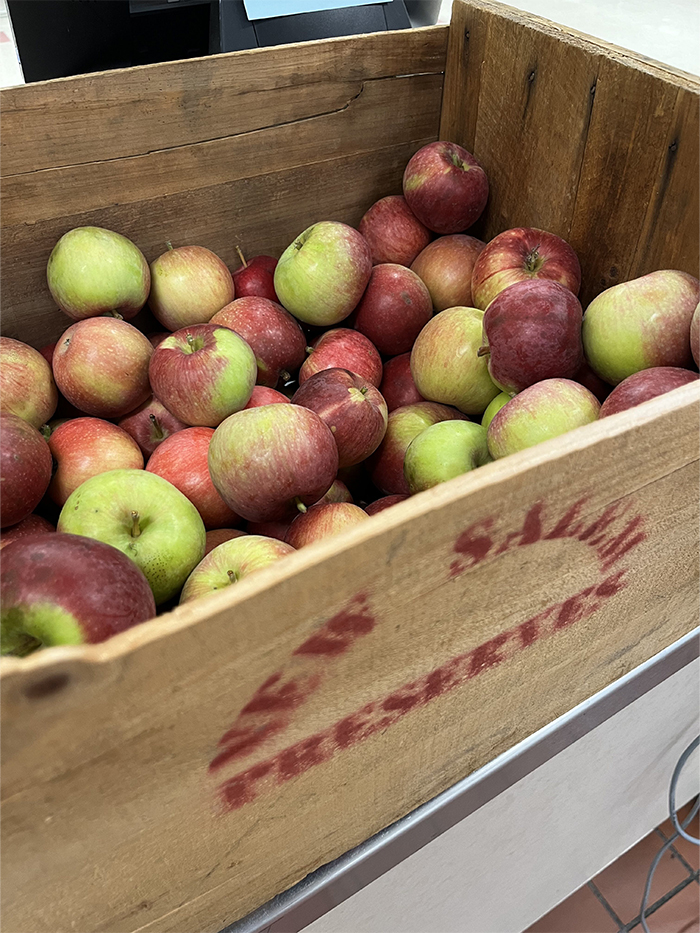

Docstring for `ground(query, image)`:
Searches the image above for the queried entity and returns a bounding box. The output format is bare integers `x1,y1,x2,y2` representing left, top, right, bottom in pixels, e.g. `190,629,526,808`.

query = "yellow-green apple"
0,337,58,428
208,405,338,522
369,401,466,495
365,495,408,516
410,235,485,311
48,417,144,507
1,533,155,655
300,328,383,387
57,469,206,604
404,420,491,493
410,307,500,415
117,395,188,457
1,414,52,528
353,264,432,355
582,271,700,384
149,323,256,427
471,228,581,311
210,296,306,387
358,195,431,266
180,534,294,604
1,514,55,549
274,221,372,326
46,226,150,321
480,280,583,393
318,479,353,504
286,502,368,549
380,353,425,411
481,392,511,429
244,386,290,408
487,379,600,459
691,303,699,367
146,426,240,529
205,528,246,556
148,244,234,331
232,251,279,303
52,317,153,418
402,141,489,235
599,367,698,418
292,369,388,467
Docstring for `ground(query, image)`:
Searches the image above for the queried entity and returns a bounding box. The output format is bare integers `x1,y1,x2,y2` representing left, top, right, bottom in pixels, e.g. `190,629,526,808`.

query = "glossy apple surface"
599,367,698,417
365,495,409,516
481,392,511,430
0,337,58,428
148,245,235,331
180,535,294,603
404,420,491,493
244,386,290,408
47,226,150,321
118,396,188,457
300,328,383,387
285,502,368,549
232,252,279,303
403,141,488,235
353,263,432,356
1,414,52,528
380,353,425,412
358,195,431,266
410,235,485,311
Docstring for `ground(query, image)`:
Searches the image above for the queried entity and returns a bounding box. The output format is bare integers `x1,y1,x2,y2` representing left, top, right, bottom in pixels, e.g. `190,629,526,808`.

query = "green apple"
487,379,600,459
410,306,500,415
582,270,699,384
47,226,150,321
404,420,491,493
180,535,294,604
57,469,205,604
481,391,511,429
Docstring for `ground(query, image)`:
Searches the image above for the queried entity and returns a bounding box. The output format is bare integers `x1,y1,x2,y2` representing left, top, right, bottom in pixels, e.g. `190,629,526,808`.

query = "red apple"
410,235,485,311
246,520,291,542
353,264,433,356
149,323,256,427
358,195,431,267
208,405,338,522
0,336,58,428
573,360,612,403
205,528,247,556
402,141,489,235
292,369,387,468
365,495,409,516
299,329,383,387
285,502,368,549
380,353,426,412
0,533,155,654
244,386,291,408
52,317,153,418
48,417,144,507
0,514,55,550
210,296,306,388
369,401,466,496
146,426,240,529
481,280,584,393
1,414,53,528
599,367,698,417
149,244,235,331
180,534,294,604
317,479,353,504
39,343,56,365
232,249,279,302
471,227,581,311
118,396,188,458
148,332,171,348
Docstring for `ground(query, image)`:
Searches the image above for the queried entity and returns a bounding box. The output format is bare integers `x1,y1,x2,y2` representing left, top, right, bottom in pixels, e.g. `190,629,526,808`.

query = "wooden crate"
1,2,698,931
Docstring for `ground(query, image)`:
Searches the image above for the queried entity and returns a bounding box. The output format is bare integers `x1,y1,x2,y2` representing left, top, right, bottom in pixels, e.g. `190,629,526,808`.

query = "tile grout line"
586,880,625,929
654,826,699,878
620,870,700,932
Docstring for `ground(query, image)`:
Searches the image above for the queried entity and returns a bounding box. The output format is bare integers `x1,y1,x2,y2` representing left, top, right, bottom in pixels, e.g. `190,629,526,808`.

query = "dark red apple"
365,495,409,516
1,414,53,528
599,367,698,417
299,329,383,388
210,296,306,387
0,533,155,654
353,264,433,356
292,369,388,467
402,141,489,235
208,405,338,522
244,386,291,408
148,332,171,348
232,249,279,303
481,280,584,394
410,235,485,311
118,396,188,458
573,360,612,403
471,227,581,310
358,195,431,267
0,514,55,550
369,401,466,496
146,426,240,529
380,353,426,412
285,502,369,549
205,528,247,556
48,417,144,506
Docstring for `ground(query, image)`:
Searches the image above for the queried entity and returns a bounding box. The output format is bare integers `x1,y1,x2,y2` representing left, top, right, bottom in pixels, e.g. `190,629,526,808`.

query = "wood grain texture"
439,0,700,302
2,384,698,933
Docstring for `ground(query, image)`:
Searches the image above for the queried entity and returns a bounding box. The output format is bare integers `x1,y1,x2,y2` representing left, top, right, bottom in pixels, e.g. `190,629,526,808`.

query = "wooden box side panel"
0,27,447,347
440,0,700,306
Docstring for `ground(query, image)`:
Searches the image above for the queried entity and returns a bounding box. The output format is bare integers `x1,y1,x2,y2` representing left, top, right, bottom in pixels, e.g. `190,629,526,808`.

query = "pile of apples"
1,140,699,656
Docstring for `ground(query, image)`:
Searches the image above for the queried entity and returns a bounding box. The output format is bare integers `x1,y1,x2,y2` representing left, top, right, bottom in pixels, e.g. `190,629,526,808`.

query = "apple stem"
186,333,196,349
149,413,165,440
305,346,314,355
524,246,540,273
130,510,141,537
235,246,248,269
104,310,123,320
227,569,238,584
40,423,51,440
477,346,490,358
360,386,369,395
295,497,308,513
279,370,291,384
165,241,174,251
